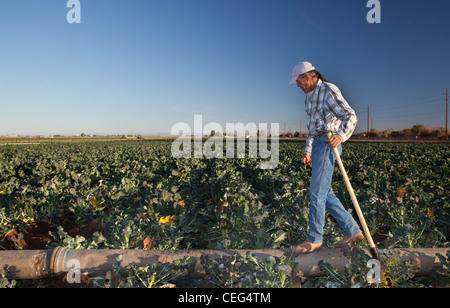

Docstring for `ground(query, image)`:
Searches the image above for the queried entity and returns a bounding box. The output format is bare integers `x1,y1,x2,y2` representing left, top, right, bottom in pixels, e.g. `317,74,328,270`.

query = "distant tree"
411,124,426,137
369,129,380,137
433,128,446,138
381,129,392,138
257,130,266,137
402,128,413,136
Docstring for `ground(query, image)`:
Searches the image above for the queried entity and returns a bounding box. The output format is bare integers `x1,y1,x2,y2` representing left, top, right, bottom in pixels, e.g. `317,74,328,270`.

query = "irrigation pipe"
0,247,448,280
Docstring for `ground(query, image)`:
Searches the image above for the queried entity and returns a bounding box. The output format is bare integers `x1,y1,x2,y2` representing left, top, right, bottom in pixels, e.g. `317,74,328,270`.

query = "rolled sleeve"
305,135,314,155
325,87,358,142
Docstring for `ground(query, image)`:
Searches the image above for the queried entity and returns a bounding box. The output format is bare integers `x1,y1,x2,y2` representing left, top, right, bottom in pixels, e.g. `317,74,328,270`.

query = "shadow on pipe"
0,247,448,280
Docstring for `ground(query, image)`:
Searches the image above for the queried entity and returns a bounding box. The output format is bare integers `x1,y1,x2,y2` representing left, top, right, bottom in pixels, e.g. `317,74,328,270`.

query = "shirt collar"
306,79,323,98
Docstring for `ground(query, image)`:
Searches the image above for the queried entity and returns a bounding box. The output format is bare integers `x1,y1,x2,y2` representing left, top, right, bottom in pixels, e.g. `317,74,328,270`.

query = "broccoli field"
0,138,449,288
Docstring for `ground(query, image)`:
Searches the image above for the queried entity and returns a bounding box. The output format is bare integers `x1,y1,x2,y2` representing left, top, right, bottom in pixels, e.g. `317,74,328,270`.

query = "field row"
0,139,448,251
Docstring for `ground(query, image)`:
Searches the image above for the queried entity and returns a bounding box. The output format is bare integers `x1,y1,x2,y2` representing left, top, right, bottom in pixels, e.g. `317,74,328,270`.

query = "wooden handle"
326,132,378,256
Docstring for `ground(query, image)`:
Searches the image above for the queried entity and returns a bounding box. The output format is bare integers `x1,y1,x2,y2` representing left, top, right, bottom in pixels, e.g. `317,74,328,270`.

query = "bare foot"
290,241,323,255
334,232,364,248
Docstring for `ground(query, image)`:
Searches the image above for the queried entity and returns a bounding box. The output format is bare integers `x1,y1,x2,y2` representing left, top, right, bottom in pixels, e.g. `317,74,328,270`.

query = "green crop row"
0,139,448,251
0,139,449,287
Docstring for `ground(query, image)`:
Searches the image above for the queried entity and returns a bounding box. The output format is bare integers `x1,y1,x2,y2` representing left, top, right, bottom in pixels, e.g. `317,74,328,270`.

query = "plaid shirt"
304,79,358,155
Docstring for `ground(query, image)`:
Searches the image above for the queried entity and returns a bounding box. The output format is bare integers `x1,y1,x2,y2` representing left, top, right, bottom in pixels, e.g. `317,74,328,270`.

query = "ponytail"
308,70,329,83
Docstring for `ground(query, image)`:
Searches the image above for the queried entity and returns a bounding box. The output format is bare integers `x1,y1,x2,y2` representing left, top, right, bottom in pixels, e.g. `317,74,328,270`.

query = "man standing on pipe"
289,61,364,254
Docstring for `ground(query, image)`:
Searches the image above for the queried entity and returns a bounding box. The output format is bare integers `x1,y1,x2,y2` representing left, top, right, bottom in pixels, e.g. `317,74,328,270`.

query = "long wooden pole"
327,132,379,260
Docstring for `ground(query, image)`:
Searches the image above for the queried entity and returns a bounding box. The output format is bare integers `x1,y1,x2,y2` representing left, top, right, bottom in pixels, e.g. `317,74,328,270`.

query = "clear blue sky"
0,0,449,136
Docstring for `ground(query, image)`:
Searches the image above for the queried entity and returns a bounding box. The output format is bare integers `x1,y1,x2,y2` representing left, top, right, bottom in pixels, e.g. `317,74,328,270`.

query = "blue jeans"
307,135,361,243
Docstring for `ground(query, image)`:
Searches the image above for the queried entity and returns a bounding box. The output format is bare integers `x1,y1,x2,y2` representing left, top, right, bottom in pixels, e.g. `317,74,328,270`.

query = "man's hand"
302,153,311,166
325,135,342,150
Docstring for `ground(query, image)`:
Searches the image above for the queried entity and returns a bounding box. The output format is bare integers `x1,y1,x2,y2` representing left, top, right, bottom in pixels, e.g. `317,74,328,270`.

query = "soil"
0,220,56,250
0,218,103,288
40,272,93,288
0,218,103,250
67,219,103,239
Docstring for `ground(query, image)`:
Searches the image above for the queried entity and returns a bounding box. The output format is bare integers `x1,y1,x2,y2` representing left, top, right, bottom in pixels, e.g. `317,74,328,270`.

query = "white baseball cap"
289,61,316,85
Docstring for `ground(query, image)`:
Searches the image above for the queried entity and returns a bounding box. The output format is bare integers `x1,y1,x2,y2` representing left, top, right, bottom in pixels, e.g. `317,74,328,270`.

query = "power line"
366,97,441,119
373,110,442,119
371,91,441,106
363,89,447,132
370,97,441,112
354,96,441,117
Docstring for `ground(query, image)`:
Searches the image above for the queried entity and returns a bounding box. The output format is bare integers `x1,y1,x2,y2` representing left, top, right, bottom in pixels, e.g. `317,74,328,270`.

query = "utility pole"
367,105,370,139
446,88,448,139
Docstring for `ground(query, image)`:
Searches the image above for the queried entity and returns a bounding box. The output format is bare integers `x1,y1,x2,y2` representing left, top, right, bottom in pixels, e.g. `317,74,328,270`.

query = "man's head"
289,61,319,93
